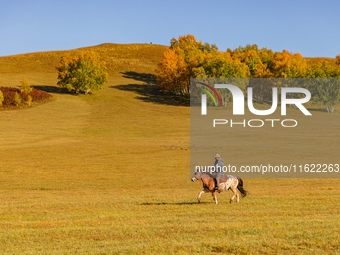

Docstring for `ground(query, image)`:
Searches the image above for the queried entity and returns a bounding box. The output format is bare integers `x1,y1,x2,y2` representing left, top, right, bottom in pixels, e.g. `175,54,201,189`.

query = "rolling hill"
0,43,337,77
0,44,339,254
0,43,168,75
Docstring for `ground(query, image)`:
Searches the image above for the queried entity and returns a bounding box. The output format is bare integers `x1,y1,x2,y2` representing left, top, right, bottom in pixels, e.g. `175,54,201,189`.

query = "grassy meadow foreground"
0,44,340,254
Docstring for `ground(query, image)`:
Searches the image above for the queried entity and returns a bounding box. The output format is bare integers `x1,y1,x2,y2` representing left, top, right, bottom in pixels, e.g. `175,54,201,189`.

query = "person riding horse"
212,154,225,191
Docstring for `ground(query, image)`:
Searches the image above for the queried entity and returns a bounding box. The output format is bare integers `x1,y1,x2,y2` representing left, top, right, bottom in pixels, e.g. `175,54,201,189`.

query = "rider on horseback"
212,154,225,191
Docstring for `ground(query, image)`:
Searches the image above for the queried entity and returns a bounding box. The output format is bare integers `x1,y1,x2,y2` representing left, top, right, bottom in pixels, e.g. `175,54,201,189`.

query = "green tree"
56,51,108,94
195,51,249,79
308,78,340,113
20,78,33,106
307,61,340,112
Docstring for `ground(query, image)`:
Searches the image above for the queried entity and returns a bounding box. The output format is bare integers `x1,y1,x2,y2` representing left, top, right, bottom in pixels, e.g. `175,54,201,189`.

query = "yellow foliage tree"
229,44,274,77
20,78,33,94
56,51,108,94
195,51,249,78
271,50,307,78
156,48,189,95
156,35,250,95
20,78,33,106
307,60,340,78
157,34,340,104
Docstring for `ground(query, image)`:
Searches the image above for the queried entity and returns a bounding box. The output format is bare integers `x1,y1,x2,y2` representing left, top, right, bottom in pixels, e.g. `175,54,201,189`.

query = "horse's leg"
229,187,237,203
197,190,205,203
235,179,240,202
212,191,218,204
223,181,232,202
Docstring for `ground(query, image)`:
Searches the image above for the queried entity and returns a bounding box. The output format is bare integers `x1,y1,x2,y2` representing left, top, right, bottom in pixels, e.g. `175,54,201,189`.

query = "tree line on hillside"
156,34,340,112
3,38,338,112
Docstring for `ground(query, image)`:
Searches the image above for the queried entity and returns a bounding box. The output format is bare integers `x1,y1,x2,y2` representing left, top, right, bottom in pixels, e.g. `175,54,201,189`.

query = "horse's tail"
237,176,248,197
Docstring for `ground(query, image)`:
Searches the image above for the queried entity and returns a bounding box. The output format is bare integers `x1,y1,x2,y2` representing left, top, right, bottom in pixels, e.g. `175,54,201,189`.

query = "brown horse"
191,171,247,204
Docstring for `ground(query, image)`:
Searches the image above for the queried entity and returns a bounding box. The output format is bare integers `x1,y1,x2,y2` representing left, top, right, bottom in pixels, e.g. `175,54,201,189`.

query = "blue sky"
1,0,340,57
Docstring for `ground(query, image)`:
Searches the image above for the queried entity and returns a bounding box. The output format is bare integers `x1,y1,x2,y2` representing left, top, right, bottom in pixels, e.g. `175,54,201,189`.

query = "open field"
0,45,340,254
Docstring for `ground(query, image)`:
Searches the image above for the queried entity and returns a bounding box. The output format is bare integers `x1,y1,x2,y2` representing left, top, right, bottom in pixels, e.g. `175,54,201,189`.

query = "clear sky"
1,0,339,57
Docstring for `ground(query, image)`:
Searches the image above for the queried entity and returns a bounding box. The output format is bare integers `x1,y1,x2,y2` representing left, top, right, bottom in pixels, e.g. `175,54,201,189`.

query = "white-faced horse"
191,171,247,204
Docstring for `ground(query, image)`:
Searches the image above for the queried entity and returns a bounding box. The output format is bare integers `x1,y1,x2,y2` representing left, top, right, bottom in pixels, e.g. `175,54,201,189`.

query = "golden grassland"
0,43,167,75
0,43,336,75
0,44,340,254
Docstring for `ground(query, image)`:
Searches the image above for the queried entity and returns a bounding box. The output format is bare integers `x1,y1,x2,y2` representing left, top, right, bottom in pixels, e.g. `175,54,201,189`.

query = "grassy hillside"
0,45,339,254
0,43,336,76
0,43,167,75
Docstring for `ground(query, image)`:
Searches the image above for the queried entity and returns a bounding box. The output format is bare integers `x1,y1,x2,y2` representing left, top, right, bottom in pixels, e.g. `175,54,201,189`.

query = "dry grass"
0,43,167,75
0,46,339,254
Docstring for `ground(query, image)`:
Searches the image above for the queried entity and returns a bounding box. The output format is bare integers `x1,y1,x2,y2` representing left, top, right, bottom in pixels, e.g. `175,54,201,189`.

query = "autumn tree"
227,45,275,102
258,48,275,74
192,51,250,106
20,78,33,106
247,50,308,105
335,54,340,65
229,44,272,77
307,60,340,78
156,48,189,95
192,51,249,79
157,34,340,111
270,50,307,78
170,35,220,81
156,35,250,96
56,51,108,94
156,35,204,95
